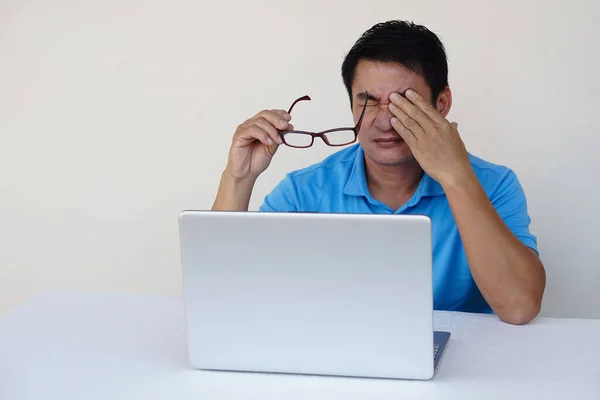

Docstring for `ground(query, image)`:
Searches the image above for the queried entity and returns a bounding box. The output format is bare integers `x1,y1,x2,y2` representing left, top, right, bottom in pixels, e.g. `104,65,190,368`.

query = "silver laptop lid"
179,211,435,380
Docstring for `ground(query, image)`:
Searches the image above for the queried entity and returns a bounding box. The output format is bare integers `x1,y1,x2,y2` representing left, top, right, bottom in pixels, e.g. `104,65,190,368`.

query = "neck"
364,156,424,211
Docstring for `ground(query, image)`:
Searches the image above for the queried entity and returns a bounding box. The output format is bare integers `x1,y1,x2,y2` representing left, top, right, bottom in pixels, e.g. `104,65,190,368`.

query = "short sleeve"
258,173,300,212
490,170,539,255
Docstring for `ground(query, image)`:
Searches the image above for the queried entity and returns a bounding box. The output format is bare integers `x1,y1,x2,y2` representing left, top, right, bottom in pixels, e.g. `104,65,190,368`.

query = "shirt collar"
343,145,445,201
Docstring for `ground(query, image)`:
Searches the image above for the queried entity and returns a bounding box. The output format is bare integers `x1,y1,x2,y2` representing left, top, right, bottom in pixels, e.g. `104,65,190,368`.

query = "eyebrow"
356,90,407,102
356,92,378,102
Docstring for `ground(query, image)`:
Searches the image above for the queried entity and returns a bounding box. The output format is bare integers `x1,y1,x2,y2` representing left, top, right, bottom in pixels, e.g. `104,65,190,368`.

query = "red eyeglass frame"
278,92,369,148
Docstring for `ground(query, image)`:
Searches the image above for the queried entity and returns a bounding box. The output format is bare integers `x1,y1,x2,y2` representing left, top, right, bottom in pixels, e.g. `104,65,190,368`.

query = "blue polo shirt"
259,144,538,314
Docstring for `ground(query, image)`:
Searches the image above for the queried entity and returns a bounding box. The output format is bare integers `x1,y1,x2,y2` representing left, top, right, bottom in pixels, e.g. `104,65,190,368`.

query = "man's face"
351,59,436,167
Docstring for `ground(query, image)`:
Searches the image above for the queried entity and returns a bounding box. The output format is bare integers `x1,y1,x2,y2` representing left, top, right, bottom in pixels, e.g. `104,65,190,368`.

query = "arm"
443,170,545,324
388,88,545,324
211,108,293,211
212,168,300,212
212,172,256,211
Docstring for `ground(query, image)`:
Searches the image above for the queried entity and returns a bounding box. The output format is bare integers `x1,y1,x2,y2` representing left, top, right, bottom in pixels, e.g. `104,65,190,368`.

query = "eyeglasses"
278,92,368,148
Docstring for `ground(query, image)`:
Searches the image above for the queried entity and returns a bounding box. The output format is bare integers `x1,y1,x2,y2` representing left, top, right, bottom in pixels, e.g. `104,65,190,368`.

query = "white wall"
1,0,599,318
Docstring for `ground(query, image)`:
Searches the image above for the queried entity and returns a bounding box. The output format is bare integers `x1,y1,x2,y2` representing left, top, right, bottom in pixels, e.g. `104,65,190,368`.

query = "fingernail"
282,113,291,120
267,138,273,145
391,117,399,124
390,92,400,102
277,136,283,144
279,120,288,127
405,89,415,98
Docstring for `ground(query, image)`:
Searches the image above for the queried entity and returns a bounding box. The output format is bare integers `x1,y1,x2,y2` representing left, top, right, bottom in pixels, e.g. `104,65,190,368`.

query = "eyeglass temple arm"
355,91,369,132
284,92,367,132
288,95,311,114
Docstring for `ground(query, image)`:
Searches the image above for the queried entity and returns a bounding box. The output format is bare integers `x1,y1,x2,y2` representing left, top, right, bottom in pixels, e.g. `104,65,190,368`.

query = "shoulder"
468,153,512,178
467,153,527,204
467,154,537,252
468,153,517,190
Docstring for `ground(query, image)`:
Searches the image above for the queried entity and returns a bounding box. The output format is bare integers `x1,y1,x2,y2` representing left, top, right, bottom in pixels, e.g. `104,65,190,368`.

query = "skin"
212,108,291,211
213,59,546,325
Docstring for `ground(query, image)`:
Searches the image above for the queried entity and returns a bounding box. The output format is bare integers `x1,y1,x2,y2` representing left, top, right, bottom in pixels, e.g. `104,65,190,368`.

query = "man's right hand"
224,109,293,181
212,108,293,211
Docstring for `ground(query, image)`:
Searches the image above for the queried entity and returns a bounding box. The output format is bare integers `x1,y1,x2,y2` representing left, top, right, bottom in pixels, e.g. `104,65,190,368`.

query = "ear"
435,86,452,118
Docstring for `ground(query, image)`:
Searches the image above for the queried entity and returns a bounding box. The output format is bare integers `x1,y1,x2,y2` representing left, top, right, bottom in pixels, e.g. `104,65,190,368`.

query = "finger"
389,92,434,131
237,125,275,146
389,102,426,138
391,117,418,148
254,117,284,145
270,109,292,119
389,91,438,131
403,89,447,124
253,110,292,131
451,122,458,129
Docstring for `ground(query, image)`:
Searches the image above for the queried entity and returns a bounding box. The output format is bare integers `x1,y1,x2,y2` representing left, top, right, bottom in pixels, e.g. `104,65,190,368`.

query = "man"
212,20,546,325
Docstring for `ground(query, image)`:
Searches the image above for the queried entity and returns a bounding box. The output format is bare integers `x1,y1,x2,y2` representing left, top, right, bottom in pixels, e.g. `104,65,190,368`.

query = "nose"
372,102,394,132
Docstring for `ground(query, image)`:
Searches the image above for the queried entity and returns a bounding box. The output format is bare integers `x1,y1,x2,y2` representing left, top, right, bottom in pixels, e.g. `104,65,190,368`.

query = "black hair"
341,20,448,105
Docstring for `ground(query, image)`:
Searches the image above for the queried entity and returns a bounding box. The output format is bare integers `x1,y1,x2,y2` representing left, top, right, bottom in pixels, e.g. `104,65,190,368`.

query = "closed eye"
356,101,378,107
356,91,378,103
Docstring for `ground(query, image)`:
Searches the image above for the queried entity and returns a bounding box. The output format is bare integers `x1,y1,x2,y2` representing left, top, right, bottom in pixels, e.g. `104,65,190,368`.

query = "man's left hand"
388,89,472,187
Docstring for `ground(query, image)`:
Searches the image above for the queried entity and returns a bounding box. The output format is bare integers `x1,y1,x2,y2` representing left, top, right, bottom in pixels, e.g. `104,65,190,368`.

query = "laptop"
178,210,450,380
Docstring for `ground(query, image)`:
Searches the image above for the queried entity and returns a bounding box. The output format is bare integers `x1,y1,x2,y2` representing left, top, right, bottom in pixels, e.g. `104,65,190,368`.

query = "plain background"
1,0,599,318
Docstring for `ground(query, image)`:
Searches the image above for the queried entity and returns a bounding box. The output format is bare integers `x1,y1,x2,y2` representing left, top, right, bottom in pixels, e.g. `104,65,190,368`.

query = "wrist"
211,169,257,211
222,168,258,188
440,165,478,193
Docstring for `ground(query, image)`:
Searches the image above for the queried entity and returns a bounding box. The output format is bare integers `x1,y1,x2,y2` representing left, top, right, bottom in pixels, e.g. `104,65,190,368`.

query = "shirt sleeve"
258,173,300,212
489,170,539,255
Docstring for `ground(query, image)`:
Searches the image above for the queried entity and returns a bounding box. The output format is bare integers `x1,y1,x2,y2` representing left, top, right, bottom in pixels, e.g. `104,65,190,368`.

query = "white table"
1,292,599,400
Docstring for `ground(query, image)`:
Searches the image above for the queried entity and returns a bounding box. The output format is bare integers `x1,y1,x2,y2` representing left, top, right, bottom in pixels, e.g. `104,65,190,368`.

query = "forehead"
351,59,430,101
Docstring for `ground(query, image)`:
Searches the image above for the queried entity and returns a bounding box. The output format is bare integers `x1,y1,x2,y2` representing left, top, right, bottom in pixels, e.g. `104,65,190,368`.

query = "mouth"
374,137,404,144
372,136,405,149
